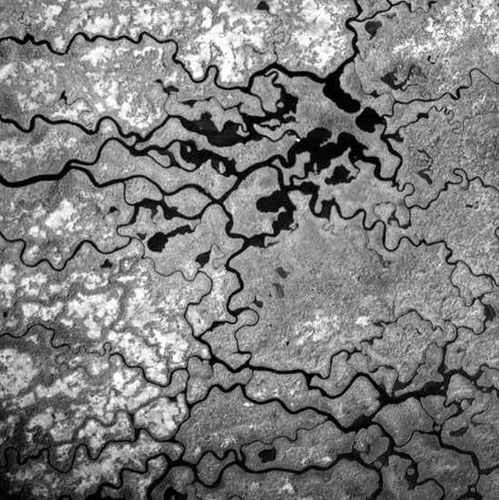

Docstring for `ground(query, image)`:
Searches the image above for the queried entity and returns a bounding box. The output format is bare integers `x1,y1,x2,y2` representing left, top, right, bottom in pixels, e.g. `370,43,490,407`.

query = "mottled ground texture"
0,0,498,499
